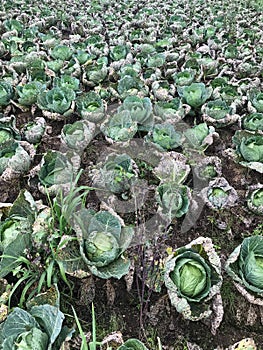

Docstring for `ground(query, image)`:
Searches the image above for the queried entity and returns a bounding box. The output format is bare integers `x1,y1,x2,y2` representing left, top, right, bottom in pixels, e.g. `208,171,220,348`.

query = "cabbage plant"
178,83,212,108
110,44,130,61
22,117,46,144
145,123,182,151
172,69,195,87
92,153,138,197
38,150,78,195
153,98,190,124
46,59,64,73
117,75,148,99
73,209,134,279
232,130,263,173
101,110,138,143
200,177,238,210
37,87,75,120
118,95,153,130
0,141,35,181
76,91,105,123
151,80,175,101
193,156,222,182
241,113,263,132
153,152,190,185
201,99,239,127
247,89,263,113
83,57,108,85
61,120,95,151
156,182,191,220
226,236,263,299
146,53,166,68
213,84,242,105
0,190,37,278
246,184,263,216
50,44,73,61
0,304,73,349
53,75,80,92
164,237,222,322
16,81,45,107
183,122,217,152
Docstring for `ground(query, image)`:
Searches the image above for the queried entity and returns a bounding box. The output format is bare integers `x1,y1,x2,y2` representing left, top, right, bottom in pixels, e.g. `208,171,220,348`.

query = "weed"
220,279,237,317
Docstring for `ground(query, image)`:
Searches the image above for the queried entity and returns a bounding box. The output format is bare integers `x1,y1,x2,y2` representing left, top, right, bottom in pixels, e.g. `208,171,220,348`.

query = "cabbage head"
74,209,134,279
164,237,222,321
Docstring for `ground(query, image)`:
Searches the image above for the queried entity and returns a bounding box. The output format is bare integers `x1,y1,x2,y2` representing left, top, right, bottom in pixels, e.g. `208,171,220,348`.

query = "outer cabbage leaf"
226,236,263,298
0,82,13,108
30,304,65,345
0,305,72,350
7,327,49,350
0,308,39,340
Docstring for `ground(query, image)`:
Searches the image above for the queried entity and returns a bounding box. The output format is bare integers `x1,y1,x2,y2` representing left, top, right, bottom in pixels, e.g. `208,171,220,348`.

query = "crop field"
0,0,262,348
